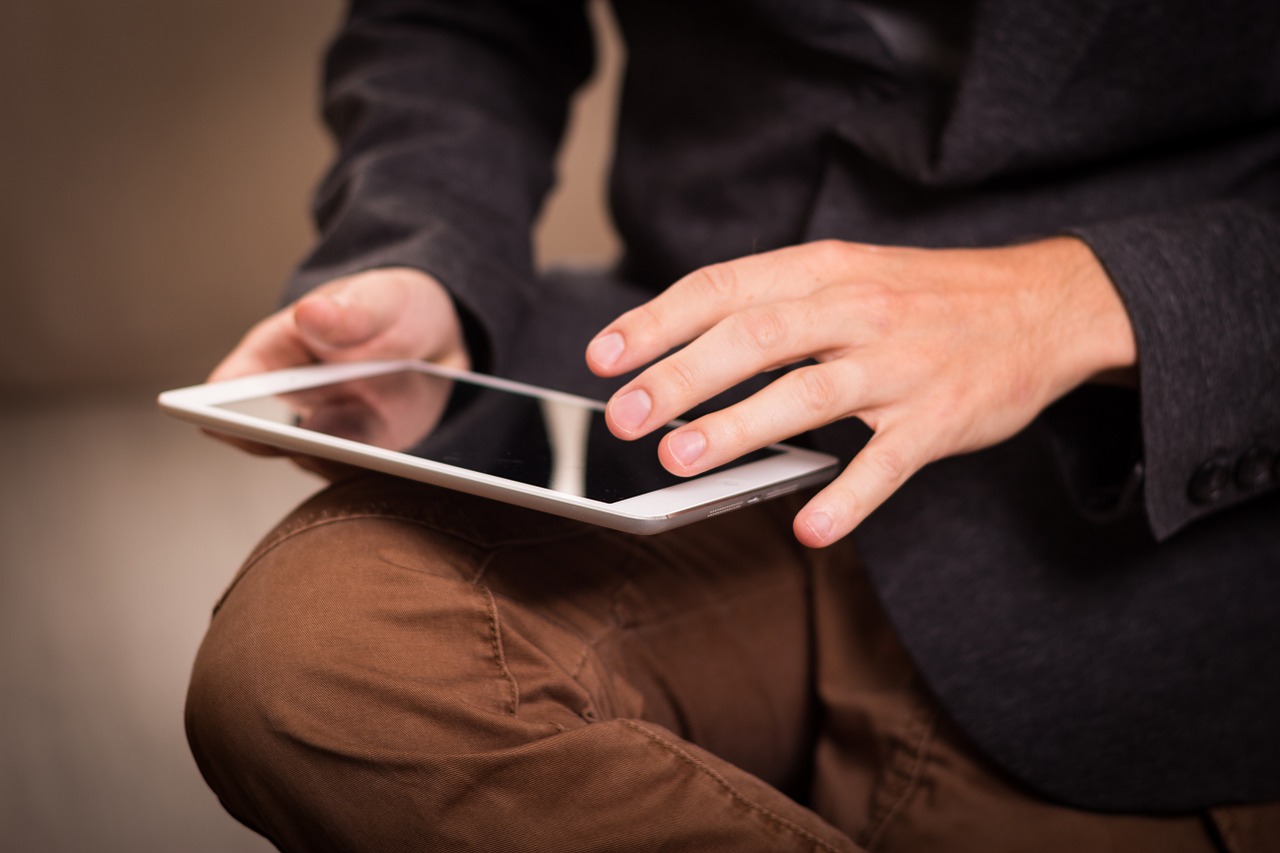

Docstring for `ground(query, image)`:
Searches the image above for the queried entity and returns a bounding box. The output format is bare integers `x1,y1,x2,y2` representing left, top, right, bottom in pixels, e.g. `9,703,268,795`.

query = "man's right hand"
208,266,469,456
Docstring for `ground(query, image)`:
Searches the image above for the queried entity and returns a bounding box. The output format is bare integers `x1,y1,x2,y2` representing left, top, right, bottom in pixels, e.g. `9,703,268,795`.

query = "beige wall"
0,0,620,396
0,3,621,851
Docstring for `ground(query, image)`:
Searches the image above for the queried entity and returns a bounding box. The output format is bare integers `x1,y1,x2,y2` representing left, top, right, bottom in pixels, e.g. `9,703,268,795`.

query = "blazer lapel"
937,0,1118,180
833,0,1119,186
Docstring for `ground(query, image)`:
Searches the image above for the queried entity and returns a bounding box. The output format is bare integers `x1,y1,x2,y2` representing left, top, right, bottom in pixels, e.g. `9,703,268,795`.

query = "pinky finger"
792,428,929,548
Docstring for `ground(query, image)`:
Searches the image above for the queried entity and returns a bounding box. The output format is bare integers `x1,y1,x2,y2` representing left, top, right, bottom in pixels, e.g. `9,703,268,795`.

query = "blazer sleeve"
1067,178,1280,540
283,0,594,372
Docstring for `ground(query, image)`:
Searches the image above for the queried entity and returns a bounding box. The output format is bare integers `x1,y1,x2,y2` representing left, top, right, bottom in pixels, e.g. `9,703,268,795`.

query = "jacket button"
1235,446,1273,490
1188,456,1231,505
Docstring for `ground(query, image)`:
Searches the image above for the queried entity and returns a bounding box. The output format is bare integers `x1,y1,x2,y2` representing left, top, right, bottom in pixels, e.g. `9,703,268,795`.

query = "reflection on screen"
216,369,779,503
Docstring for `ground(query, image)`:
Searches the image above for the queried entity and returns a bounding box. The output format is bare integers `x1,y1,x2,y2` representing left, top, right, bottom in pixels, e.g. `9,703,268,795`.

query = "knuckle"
810,239,856,270
735,305,789,354
829,482,861,514
689,262,740,301
710,409,752,449
794,366,840,417
865,443,910,483
630,302,663,336
816,479,864,527
617,303,666,351
855,284,903,334
656,356,700,398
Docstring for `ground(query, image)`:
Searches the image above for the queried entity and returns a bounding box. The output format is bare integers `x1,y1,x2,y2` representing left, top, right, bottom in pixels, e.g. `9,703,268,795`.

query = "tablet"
158,360,838,534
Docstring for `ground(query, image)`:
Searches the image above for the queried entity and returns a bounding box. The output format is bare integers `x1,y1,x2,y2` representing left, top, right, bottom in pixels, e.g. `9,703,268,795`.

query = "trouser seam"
617,719,850,853
482,538,641,721
477,577,522,717
860,700,938,851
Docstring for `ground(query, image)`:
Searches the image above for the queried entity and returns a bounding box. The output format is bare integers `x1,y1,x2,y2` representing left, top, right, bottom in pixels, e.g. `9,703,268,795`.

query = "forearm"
288,0,594,371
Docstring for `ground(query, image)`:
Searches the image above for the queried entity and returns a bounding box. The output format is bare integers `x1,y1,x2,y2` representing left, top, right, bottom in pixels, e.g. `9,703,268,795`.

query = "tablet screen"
214,368,780,503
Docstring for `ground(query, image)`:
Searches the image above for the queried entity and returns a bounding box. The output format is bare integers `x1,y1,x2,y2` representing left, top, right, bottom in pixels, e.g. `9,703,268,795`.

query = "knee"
185,511,512,755
183,514,585,848
183,518,396,843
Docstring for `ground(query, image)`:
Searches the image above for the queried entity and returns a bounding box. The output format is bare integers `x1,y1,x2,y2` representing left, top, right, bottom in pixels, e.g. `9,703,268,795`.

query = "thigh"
808,544,1235,853
187,473,854,852
476,490,819,797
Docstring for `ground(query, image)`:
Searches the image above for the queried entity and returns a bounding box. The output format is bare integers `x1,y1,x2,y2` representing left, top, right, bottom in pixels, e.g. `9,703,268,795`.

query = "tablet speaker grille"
706,501,745,518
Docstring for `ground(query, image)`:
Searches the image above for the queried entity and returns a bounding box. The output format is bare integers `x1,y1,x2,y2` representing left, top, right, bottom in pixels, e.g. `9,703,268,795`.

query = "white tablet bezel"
158,360,839,534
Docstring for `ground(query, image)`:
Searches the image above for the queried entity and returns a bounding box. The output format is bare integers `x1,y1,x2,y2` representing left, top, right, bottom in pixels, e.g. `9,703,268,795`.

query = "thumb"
292,274,410,357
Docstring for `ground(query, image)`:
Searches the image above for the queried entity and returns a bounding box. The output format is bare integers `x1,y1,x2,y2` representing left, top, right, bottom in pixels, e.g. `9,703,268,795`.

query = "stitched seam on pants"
473,542,623,661
479,579,522,717
618,719,850,853
372,537,525,720
860,702,937,851
479,539,639,720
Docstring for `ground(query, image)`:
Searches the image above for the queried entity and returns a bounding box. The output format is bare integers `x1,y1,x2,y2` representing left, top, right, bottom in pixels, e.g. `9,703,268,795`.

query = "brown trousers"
186,474,1275,852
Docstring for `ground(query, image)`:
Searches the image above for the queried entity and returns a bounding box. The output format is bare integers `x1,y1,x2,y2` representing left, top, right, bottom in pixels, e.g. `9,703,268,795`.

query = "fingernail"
805,511,833,542
668,430,706,468
610,389,651,433
588,332,625,370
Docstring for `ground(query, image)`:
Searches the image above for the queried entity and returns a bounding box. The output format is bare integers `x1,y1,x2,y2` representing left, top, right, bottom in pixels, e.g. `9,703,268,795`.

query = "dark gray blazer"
287,0,1280,812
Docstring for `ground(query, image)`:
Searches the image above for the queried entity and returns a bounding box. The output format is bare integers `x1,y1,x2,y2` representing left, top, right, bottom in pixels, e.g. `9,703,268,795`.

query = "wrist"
1027,237,1139,394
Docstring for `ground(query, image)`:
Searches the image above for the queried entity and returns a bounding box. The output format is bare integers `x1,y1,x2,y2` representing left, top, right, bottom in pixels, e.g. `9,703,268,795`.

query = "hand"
208,266,469,456
585,238,1137,548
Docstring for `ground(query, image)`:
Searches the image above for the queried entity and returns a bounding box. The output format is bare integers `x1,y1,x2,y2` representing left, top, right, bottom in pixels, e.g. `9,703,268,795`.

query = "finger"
293,277,405,357
587,243,847,376
297,270,470,368
604,283,874,439
602,298,816,438
655,360,871,474
207,311,313,383
792,426,931,548
585,268,733,379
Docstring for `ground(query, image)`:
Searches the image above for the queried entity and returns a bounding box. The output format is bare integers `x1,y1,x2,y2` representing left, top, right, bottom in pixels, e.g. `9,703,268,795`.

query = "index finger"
586,244,841,377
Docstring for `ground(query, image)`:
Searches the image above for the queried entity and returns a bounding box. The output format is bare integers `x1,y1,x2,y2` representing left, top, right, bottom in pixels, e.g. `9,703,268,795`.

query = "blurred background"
0,1,621,849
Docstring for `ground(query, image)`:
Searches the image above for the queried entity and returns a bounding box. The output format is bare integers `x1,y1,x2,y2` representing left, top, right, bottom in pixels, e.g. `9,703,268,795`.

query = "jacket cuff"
1068,201,1280,539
